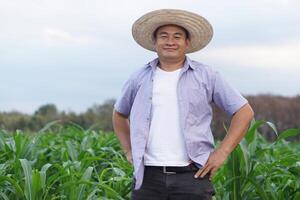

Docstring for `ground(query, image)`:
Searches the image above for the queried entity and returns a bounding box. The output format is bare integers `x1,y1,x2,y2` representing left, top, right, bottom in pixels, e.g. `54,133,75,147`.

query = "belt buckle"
163,166,176,175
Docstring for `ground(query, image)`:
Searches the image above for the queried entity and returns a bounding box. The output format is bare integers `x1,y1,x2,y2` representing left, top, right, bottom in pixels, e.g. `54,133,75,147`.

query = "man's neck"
158,56,186,72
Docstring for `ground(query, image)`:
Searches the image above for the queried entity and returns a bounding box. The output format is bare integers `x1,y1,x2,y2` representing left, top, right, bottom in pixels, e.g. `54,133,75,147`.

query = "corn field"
0,120,299,200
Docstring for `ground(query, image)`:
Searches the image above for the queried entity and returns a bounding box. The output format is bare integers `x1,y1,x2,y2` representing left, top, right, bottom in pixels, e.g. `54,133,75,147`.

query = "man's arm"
112,109,133,164
195,103,254,180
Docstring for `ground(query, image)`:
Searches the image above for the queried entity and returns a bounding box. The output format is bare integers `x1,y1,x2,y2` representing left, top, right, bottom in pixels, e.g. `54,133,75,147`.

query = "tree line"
1,94,299,141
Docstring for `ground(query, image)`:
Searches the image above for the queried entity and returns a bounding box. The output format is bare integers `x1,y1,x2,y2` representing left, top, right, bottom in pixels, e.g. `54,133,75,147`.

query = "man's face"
154,24,190,61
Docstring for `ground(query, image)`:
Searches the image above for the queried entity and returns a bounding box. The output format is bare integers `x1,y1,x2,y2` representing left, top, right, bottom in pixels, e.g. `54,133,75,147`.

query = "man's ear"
186,38,191,48
153,37,157,45
153,38,158,51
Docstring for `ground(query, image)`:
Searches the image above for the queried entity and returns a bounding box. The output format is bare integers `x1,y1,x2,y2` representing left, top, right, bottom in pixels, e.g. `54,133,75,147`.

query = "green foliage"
0,123,132,199
213,120,300,200
0,120,299,199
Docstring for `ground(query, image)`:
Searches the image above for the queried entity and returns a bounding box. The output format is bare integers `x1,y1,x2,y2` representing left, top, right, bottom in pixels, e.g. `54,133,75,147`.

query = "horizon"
3,93,299,115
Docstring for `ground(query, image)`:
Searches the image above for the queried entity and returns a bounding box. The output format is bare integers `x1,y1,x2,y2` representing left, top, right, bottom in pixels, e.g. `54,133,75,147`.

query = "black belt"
145,163,200,175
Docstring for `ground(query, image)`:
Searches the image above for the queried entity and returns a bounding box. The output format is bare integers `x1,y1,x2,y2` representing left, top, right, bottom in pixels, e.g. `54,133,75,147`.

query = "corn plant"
0,123,133,199
0,120,299,199
213,120,300,200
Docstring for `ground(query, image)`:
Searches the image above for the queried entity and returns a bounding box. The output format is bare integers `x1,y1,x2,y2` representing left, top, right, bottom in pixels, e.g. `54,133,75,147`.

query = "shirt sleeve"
114,76,136,117
212,71,248,116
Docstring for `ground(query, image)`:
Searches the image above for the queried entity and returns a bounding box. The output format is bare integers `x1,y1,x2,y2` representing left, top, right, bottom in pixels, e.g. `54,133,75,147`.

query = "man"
112,9,254,199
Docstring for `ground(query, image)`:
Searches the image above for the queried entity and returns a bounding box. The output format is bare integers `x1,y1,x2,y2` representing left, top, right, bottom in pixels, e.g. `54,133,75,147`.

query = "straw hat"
132,9,213,53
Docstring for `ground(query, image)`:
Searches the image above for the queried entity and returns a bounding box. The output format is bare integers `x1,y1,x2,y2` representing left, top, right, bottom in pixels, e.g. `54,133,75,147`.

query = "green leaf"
38,120,61,134
245,176,271,200
0,176,24,198
239,139,250,175
20,159,33,200
32,169,41,200
245,118,259,144
0,191,9,200
277,128,300,141
227,145,242,200
245,120,278,144
77,167,93,200
66,141,78,161
40,163,52,191
0,132,6,149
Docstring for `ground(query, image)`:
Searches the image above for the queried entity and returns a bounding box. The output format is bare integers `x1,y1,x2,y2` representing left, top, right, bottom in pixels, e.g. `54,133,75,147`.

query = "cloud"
197,38,300,69
42,28,97,46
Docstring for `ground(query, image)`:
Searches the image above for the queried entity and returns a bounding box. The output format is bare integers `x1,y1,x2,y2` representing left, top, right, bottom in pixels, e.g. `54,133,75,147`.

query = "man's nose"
166,37,175,45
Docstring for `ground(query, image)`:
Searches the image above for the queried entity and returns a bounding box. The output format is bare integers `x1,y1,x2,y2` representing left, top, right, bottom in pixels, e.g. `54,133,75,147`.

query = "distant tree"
82,99,115,131
0,95,299,141
28,104,59,131
0,111,30,131
34,104,58,118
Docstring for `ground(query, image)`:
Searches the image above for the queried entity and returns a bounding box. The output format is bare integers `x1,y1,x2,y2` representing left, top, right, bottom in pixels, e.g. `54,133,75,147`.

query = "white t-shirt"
143,66,191,166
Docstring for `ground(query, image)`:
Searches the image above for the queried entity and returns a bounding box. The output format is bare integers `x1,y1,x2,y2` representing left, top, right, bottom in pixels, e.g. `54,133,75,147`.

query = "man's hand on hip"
125,150,133,165
194,149,229,181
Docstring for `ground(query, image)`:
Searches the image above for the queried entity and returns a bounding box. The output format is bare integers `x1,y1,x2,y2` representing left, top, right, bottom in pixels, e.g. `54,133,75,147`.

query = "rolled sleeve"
212,71,248,116
114,77,136,117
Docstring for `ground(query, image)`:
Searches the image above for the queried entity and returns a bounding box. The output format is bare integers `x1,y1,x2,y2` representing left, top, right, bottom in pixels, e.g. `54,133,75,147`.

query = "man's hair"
152,24,190,41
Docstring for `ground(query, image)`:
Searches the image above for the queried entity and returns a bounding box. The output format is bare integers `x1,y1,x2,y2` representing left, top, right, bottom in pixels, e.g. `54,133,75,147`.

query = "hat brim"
132,9,213,53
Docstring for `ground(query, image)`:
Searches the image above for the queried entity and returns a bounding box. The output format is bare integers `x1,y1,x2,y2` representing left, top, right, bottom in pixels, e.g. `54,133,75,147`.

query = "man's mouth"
163,48,177,51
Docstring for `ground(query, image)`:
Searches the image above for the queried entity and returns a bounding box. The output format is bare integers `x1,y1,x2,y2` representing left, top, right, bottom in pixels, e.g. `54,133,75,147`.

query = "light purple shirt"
114,56,248,190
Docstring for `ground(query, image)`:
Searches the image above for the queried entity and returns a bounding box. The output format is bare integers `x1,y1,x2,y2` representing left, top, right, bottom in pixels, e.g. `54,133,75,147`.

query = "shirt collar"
147,56,196,72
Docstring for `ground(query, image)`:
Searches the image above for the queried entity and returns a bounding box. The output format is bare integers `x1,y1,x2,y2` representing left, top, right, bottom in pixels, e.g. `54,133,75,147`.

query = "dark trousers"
131,165,215,200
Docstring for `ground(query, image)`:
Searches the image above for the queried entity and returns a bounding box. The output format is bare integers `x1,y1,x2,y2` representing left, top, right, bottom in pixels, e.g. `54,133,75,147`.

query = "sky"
1,0,300,114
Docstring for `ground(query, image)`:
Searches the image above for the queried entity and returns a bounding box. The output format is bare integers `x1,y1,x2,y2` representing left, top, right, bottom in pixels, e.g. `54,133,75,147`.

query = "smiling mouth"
163,48,177,51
